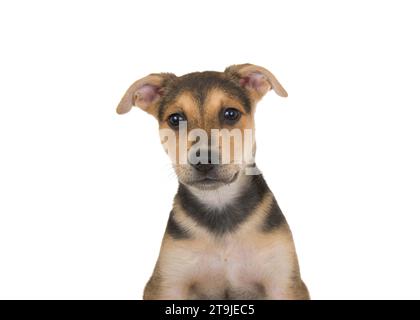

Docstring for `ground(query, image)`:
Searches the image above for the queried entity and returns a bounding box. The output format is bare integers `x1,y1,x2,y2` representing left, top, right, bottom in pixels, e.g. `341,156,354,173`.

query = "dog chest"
164,235,290,299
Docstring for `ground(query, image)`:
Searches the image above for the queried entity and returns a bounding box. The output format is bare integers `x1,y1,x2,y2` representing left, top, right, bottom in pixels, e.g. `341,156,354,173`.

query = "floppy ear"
116,73,176,115
225,64,288,102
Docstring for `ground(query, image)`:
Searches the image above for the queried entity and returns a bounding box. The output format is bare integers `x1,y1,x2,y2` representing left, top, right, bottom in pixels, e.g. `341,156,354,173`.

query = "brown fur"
143,191,308,299
117,64,309,300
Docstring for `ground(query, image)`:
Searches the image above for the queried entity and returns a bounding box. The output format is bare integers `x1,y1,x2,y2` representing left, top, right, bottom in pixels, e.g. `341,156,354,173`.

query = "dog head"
117,64,287,190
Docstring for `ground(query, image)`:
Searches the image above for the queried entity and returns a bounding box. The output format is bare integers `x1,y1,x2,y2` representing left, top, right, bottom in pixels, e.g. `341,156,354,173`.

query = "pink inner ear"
239,77,250,86
240,73,270,93
136,84,160,104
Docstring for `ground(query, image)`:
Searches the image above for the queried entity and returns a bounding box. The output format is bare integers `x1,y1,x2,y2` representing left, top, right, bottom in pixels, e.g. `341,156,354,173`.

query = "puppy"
117,64,309,300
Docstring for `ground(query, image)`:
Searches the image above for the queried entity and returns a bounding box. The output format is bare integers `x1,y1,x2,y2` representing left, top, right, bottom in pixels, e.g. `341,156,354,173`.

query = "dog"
117,64,309,300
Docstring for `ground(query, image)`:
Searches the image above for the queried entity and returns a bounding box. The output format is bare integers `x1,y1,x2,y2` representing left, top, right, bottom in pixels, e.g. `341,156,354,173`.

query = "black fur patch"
176,174,269,235
158,72,251,121
261,198,286,232
166,210,191,240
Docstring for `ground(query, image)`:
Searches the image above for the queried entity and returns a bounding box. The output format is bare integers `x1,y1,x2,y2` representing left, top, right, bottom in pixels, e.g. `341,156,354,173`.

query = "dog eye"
222,108,241,124
168,113,186,128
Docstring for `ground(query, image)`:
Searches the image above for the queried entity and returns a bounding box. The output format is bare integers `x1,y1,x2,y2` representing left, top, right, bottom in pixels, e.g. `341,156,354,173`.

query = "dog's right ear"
116,73,176,115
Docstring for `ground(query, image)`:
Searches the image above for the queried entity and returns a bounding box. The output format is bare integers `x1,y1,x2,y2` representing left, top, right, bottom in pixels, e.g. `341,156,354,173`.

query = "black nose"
189,148,218,174
192,162,215,173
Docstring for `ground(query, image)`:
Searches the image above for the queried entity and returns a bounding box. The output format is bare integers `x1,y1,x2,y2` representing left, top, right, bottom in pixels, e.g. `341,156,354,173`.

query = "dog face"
117,64,287,190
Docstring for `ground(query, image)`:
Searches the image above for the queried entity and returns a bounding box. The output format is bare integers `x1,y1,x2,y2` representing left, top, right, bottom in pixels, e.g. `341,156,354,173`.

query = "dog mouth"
190,172,239,188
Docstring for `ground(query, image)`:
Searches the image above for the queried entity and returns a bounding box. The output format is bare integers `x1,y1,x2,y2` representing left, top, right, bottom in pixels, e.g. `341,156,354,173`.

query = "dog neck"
176,171,270,235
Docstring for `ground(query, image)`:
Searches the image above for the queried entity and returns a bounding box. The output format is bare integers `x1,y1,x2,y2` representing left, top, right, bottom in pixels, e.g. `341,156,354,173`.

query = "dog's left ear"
225,64,288,102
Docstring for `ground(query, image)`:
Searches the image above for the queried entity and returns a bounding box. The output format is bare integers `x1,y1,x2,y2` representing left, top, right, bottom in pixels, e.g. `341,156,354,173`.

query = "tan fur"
160,92,200,129
117,64,308,300
144,192,308,299
117,73,176,115
162,88,255,180
225,64,288,101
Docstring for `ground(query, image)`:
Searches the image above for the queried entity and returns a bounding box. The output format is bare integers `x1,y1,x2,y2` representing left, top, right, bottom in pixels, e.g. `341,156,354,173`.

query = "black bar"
0,300,418,319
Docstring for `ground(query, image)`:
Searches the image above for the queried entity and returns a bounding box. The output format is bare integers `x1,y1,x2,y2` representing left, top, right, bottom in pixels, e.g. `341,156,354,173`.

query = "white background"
0,0,419,299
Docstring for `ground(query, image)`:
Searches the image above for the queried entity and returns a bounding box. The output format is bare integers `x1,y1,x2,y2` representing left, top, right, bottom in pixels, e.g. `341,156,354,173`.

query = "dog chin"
183,172,240,190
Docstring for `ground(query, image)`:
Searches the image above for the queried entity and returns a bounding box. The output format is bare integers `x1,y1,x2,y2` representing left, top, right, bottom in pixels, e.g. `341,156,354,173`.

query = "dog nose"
192,162,215,173
188,148,218,174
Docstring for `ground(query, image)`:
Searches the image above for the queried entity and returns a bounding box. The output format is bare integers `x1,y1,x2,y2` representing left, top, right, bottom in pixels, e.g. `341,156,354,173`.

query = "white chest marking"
188,174,248,209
